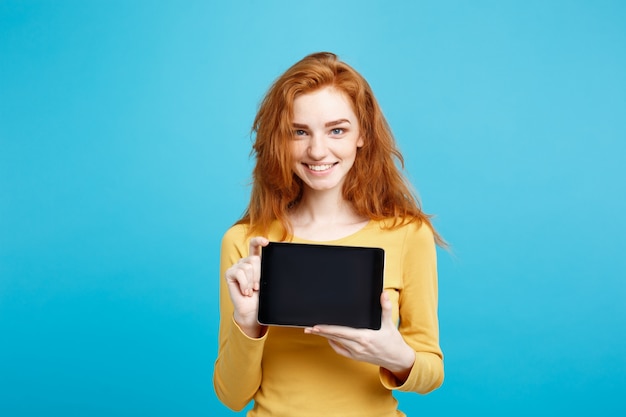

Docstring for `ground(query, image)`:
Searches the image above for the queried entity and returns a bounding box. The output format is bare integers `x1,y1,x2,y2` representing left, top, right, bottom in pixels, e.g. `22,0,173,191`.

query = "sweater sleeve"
380,222,444,393
213,225,267,411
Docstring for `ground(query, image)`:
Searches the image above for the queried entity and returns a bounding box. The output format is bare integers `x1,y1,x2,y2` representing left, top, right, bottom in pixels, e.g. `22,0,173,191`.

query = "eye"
294,129,307,136
330,128,344,135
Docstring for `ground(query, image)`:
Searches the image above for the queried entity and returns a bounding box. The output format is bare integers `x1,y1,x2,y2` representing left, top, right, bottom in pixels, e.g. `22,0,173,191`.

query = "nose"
307,134,327,160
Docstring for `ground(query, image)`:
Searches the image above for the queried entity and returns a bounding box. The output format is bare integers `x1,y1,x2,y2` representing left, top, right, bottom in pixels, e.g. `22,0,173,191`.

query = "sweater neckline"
288,219,375,245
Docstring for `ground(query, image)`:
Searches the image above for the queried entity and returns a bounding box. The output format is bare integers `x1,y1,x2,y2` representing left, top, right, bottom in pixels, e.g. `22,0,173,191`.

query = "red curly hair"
237,52,443,245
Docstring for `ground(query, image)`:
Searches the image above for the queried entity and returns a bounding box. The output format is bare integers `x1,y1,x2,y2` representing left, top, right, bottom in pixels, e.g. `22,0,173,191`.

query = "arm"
212,226,269,411
381,221,444,393
305,222,444,394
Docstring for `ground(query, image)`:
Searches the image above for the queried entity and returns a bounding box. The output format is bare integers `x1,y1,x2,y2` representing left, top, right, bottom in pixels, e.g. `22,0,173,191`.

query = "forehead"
292,87,356,121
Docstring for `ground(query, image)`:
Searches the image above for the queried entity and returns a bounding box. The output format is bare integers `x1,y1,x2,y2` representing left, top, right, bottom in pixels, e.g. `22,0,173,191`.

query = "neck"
290,188,364,226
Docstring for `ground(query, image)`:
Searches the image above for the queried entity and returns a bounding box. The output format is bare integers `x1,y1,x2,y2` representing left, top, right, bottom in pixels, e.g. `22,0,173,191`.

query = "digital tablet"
258,242,385,330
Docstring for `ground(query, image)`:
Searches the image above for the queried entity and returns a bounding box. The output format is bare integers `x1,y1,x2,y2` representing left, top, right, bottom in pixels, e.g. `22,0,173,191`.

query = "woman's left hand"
304,291,416,382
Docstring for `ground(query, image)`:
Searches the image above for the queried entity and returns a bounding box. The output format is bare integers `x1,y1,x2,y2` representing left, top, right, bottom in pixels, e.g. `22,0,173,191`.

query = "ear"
357,135,364,148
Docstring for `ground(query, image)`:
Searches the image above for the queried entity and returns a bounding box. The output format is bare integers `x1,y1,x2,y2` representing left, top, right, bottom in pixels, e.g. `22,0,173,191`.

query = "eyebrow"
291,119,352,129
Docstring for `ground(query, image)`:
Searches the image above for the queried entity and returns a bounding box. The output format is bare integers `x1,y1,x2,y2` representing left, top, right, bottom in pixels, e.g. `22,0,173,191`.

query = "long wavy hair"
237,52,443,245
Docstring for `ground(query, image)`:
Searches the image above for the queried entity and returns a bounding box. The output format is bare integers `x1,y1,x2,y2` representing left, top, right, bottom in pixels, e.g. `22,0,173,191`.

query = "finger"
327,339,351,357
238,257,260,292
227,262,255,296
231,267,252,296
380,291,393,323
308,330,355,350
309,324,358,340
249,236,269,257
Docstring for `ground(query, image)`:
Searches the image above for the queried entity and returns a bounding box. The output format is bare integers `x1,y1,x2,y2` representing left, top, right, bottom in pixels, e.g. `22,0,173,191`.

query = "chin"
304,182,342,192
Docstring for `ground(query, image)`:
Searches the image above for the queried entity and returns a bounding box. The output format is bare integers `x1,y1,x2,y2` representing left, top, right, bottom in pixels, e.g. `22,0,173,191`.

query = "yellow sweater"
214,219,443,417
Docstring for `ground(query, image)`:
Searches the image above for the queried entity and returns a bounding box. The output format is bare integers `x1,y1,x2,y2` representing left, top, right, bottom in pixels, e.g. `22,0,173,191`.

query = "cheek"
289,141,305,160
287,143,300,169
343,144,361,163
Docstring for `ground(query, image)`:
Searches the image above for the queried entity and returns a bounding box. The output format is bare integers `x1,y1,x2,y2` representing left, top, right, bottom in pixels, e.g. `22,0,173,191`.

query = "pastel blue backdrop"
1,1,624,416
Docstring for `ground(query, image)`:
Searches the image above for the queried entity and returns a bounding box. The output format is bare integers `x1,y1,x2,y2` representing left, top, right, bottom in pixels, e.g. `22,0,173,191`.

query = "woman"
214,52,444,417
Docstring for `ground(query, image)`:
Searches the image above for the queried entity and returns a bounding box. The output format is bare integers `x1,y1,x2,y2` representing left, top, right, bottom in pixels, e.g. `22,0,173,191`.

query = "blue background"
1,1,625,415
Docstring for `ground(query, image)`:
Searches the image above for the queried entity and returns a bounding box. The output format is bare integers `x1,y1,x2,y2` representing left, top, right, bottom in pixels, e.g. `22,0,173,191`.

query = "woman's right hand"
224,236,269,338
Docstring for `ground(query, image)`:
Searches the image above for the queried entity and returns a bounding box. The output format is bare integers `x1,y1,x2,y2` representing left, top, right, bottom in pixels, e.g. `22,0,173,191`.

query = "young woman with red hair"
214,52,444,417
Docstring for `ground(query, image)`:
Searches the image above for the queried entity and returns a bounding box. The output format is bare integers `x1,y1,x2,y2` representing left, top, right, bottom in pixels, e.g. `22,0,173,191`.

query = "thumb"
249,236,269,257
380,291,393,323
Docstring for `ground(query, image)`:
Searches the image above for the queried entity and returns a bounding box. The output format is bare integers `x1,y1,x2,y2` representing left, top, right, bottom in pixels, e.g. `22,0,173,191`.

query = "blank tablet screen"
258,242,385,329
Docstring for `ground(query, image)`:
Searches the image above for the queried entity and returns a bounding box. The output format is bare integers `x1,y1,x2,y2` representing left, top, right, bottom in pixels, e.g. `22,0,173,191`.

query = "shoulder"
223,220,286,242
222,223,249,242
220,223,250,255
408,219,435,244
357,218,436,259
375,217,435,243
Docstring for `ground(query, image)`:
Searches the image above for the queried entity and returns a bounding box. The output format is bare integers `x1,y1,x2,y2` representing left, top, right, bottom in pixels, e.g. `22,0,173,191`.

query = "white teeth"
307,164,334,171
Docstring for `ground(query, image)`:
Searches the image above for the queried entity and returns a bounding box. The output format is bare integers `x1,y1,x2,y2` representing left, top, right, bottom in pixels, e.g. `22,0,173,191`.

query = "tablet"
258,242,385,330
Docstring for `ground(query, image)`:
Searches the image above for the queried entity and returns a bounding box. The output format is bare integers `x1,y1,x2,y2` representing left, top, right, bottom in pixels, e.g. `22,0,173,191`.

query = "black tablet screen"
258,242,385,329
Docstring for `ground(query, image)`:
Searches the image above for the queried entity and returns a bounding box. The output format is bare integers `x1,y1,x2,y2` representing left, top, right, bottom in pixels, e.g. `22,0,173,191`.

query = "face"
290,86,364,195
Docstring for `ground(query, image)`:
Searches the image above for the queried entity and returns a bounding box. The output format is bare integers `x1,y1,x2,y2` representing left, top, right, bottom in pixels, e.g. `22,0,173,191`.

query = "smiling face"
290,86,364,196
